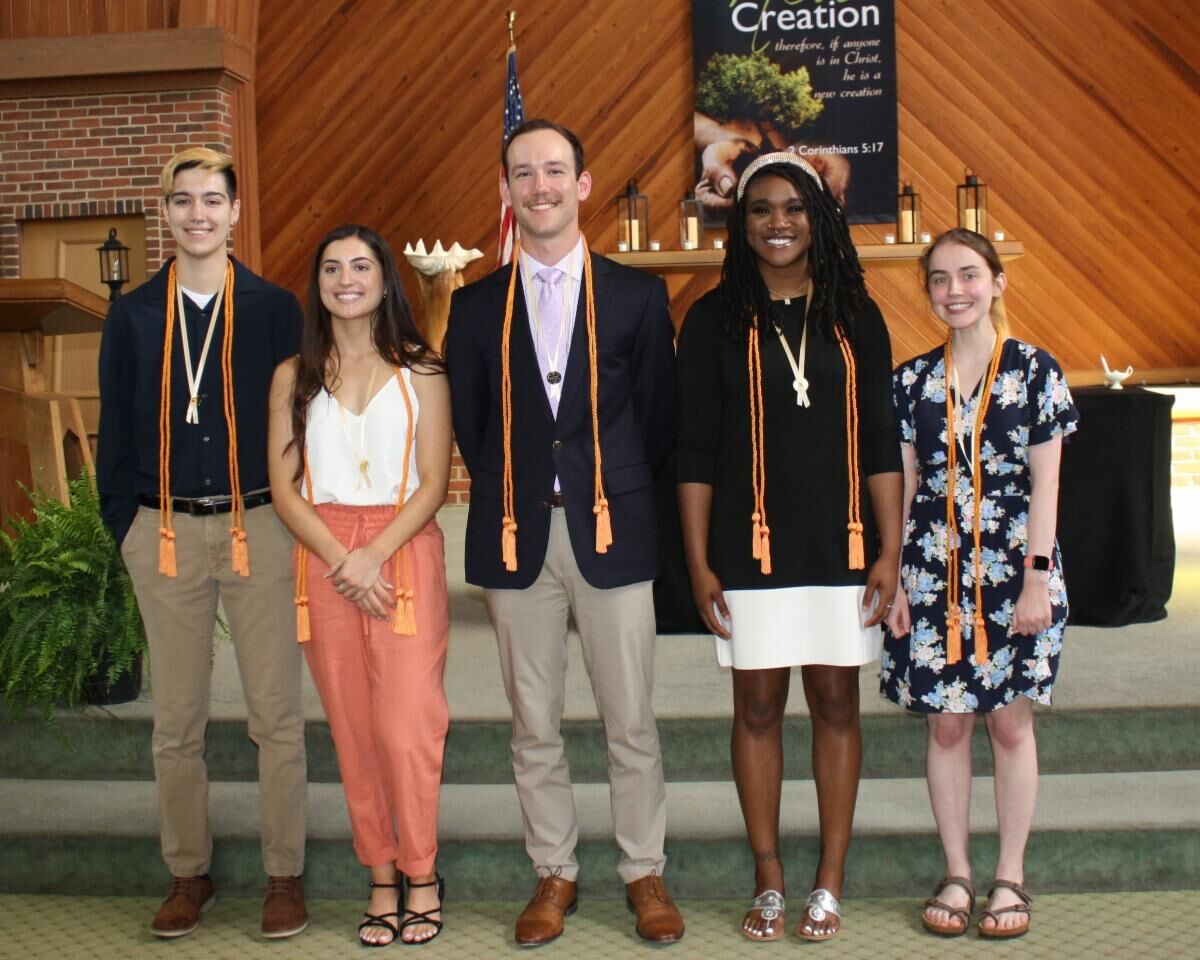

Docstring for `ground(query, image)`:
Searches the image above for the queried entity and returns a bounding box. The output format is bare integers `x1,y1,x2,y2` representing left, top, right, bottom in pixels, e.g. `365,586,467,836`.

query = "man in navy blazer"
445,119,682,946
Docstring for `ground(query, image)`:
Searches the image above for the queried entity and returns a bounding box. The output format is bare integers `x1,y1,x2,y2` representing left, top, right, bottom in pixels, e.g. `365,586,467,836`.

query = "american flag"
497,45,525,267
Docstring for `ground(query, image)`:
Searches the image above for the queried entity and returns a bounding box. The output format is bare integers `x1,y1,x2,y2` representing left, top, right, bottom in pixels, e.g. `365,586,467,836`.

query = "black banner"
692,0,897,225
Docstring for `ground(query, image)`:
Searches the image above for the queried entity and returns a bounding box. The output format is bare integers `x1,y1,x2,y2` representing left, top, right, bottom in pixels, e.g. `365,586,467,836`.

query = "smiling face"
318,236,384,324
743,173,812,285
500,127,592,256
925,241,1006,334
165,167,240,262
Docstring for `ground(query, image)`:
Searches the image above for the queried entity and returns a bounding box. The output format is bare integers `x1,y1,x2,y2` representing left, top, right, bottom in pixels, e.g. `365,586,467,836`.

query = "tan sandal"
978,880,1032,939
795,888,840,941
741,889,785,942
921,875,975,936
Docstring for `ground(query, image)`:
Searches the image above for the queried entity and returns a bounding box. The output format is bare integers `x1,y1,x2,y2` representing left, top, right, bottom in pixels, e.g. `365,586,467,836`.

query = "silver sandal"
796,888,841,941
741,889,785,942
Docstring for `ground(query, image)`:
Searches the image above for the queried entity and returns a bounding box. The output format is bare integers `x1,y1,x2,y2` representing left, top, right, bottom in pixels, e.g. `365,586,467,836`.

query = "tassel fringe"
158,528,177,577
946,607,962,665
502,517,518,572
231,527,250,577
758,525,772,576
295,598,310,643
594,499,612,554
392,589,416,636
974,612,989,667
847,522,865,570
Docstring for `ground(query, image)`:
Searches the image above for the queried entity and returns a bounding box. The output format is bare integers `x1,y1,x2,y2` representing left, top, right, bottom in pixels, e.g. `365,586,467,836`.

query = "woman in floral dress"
881,229,1077,940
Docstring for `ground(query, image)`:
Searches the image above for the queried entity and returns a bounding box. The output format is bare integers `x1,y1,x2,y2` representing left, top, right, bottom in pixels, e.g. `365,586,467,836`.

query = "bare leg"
982,697,1037,932
361,864,400,946
731,666,790,937
797,664,863,937
923,711,976,929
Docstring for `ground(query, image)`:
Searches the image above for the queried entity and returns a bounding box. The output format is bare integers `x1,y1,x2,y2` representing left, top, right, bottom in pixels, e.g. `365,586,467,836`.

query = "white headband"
736,151,823,201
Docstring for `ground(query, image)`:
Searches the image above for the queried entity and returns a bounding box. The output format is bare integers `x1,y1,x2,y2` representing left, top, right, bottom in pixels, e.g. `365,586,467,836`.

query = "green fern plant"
0,475,146,731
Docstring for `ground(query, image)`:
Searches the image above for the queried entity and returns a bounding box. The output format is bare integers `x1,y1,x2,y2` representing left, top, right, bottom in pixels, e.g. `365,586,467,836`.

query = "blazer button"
551,440,563,451
538,500,549,510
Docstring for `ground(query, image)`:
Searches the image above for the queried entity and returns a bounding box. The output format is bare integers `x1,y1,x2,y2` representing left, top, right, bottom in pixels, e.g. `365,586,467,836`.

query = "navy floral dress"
880,339,1079,714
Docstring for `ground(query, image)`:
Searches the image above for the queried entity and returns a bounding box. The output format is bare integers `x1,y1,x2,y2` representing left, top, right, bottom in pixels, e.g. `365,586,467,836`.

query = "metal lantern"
897,181,921,244
97,227,131,301
616,178,649,252
679,191,704,250
957,169,988,237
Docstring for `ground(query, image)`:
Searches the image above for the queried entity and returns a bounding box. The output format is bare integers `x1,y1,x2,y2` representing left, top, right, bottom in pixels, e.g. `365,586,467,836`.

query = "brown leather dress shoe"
515,874,578,947
150,874,215,939
261,875,308,939
626,871,684,943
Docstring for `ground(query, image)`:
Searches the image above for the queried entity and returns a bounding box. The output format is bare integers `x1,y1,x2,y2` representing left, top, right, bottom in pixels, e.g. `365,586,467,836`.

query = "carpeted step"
3,706,1197,784
3,772,1197,899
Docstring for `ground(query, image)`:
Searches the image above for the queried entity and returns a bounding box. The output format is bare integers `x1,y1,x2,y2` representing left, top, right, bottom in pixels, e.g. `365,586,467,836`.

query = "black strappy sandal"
359,879,403,948
398,875,445,946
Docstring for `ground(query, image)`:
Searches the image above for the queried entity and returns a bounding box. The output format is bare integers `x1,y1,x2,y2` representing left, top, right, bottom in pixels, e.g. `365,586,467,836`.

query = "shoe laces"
640,870,667,903
267,876,297,896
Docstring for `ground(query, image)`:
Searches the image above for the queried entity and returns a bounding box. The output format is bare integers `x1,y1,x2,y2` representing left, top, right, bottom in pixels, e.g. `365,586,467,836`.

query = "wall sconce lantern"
97,227,130,301
679,191,704,251
897,181,921,244
957,169,988,237
616,178,649,252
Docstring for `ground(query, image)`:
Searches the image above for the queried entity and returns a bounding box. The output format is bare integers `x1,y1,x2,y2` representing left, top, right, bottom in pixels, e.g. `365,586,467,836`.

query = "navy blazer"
446,252,678,590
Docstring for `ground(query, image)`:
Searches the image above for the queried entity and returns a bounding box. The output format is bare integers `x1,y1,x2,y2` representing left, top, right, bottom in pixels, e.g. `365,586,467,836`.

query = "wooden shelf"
608,241,1025,273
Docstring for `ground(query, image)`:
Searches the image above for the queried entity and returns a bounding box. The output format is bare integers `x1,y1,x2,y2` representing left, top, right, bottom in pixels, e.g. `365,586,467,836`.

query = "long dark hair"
720,157,867,342
288,224,443,476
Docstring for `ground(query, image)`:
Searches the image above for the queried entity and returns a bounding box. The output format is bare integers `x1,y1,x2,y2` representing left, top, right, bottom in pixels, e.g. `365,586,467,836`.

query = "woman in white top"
269,224,451,946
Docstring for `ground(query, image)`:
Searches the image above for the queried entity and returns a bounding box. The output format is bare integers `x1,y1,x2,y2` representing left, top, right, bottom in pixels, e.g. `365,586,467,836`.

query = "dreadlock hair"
920,227,1010,337
287,223,444,480
720,157,867,344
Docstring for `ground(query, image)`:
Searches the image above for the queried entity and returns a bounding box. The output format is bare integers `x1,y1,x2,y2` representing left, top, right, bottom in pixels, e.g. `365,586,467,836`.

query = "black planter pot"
83,653,143,705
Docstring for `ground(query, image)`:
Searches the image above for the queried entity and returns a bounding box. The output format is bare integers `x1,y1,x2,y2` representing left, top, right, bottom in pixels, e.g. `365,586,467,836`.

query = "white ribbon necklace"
176,280,226,425
950,335,997,473
334,361,380,491
774,280,813,407
523,248,574,402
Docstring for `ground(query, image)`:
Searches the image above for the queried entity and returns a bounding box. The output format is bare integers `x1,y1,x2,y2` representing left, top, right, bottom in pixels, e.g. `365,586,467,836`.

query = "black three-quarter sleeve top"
676,288,900,591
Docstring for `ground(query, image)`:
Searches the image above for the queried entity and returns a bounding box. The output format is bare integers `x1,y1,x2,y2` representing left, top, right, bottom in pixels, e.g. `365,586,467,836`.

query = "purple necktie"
536,266,566,416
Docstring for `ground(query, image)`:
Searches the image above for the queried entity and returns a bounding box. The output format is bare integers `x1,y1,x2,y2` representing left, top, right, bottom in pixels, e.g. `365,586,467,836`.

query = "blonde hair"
160,147,237,201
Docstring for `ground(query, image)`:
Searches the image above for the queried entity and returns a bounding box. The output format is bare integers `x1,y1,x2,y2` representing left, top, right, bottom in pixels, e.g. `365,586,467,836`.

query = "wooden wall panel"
253,0,1199,378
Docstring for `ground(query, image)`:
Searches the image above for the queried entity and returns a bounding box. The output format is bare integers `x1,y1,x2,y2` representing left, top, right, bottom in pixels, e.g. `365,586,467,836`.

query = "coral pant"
301,503,449,874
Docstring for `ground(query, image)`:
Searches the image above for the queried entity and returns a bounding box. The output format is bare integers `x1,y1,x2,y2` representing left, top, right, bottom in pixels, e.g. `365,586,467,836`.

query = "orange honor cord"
498,237,611,571
158,261,243,577
580,241,612,554
295,456,315,643
835,328,865,570
500,246,521,571
390,368,418,636
747,321,771,574
942,335,1005,666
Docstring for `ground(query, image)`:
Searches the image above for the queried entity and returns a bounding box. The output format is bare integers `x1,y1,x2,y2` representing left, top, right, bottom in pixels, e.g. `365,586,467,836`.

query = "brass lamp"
616,178,649,252
97,227,130,301
957,169,988,236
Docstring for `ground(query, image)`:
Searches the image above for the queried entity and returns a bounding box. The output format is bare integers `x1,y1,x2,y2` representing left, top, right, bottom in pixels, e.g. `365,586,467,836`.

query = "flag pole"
507,10,516,51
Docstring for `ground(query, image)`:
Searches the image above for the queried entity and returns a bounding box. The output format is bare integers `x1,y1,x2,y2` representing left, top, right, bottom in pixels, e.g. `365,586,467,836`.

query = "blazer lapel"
558,252,612,419
509,273,555,423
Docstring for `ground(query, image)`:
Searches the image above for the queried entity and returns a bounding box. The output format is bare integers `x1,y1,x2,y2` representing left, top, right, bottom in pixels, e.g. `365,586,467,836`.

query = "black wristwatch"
1023,554,1053,572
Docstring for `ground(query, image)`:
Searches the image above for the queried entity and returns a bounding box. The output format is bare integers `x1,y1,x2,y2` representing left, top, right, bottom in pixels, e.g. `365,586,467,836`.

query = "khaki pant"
485,508,667,884
122,504,306,878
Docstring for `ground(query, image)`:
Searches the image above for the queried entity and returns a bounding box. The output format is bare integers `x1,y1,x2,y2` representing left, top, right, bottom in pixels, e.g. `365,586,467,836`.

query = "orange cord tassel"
946,607,962,665
231,527,250,577
158,528,177,577
502,517,518,572
847,522,865,571
594,499,612,554
295,598,310,643
758,525,773,576
974,612,989,667
392,589,416,636
751,512,762,560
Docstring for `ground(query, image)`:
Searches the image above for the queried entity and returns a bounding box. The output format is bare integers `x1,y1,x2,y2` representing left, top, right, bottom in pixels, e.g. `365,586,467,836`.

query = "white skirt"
714,585,882,670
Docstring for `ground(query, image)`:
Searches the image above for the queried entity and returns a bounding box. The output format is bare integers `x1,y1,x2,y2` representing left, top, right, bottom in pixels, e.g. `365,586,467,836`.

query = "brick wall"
0,89,234,277
447,450,470,506
1172,421,1200,488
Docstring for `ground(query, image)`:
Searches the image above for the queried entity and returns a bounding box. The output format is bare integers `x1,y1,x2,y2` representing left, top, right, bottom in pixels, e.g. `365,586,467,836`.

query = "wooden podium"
0,278,109,517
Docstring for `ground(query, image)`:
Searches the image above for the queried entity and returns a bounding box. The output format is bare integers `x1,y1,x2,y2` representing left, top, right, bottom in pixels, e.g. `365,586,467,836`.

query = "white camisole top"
302,367,420,506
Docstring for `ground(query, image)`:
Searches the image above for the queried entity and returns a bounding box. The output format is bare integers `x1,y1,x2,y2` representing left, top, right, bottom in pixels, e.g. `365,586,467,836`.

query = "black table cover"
1057,386,1175,626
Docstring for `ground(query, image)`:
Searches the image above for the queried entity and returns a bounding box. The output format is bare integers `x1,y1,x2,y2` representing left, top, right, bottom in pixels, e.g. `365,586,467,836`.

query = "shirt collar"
521,235,583,282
